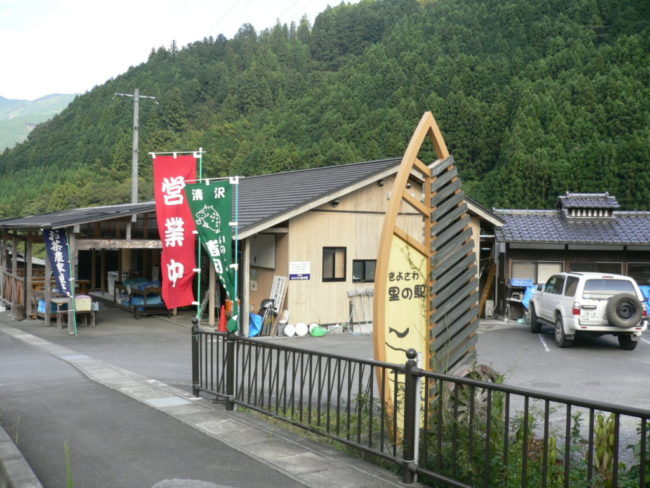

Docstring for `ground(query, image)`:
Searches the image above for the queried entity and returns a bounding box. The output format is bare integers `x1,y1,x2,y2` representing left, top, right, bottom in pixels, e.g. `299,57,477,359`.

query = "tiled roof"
494,209,650,244
558,192,620,209
236,158,401,236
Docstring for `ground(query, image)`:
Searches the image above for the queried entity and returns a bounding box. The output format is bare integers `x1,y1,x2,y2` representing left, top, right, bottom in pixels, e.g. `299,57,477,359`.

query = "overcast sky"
0,0,350,101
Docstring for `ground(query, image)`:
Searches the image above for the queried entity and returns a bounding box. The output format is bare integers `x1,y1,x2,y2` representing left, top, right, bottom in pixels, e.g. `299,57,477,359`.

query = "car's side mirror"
537,284,543,291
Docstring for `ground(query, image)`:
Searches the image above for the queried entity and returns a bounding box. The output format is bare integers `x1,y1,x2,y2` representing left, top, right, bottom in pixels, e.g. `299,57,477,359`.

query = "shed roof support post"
11,233,17,314
0,232,5,303
25,235,33,318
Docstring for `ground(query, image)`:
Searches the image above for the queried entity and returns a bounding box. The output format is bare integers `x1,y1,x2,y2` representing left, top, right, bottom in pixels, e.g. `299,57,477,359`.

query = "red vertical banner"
153,154,197,309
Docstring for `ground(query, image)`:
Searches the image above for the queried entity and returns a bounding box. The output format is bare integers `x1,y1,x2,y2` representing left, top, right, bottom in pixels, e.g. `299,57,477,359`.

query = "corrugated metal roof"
0,202,156,230
494,209,650,244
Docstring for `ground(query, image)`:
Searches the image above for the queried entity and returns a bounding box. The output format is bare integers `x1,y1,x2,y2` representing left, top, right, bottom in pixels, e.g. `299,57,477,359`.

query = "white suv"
529,272,647,350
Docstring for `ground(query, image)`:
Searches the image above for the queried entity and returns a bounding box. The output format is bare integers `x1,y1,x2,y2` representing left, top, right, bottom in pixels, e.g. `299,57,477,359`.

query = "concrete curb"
0,424,43,488
1,325,420,488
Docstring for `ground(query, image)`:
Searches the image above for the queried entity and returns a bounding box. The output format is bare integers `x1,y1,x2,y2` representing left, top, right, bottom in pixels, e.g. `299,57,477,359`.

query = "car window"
583,279,636,295
544,275,565,294
564,276,579,297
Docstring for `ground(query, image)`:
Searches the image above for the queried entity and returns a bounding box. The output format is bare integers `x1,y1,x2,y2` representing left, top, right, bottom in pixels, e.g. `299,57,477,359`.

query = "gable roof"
0,157,501,236
236,158,402,238
495,209,650,245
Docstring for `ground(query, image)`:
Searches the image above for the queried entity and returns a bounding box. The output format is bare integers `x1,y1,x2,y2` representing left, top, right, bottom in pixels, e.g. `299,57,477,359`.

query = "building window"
323,247,346,282
353,259,376,282
629,263,650,286
544,274,565,294
570,262,622,274
511,261,563,285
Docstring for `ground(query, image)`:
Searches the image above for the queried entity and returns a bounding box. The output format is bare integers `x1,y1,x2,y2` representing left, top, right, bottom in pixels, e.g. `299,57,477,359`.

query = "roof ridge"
493,209,558,214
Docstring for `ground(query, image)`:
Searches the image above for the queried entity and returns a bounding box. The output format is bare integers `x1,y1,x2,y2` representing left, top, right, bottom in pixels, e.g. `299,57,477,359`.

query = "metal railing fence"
191,322,650,487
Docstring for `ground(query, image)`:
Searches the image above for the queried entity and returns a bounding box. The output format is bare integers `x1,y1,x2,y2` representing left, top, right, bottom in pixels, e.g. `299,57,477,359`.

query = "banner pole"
233,176,240,332
195,149,203,320
67,230,77,336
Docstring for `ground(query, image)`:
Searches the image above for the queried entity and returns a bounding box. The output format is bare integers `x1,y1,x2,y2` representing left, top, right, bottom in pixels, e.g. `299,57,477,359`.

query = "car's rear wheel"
530,304,541,333
554,316,573,348
618,334,638,350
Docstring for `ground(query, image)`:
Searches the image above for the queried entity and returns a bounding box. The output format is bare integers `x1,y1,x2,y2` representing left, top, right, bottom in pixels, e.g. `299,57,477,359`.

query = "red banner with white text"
153,154,197,309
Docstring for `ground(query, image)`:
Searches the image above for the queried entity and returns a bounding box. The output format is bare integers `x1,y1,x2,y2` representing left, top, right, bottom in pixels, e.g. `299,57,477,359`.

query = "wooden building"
0,158,502,333
494,192,650,317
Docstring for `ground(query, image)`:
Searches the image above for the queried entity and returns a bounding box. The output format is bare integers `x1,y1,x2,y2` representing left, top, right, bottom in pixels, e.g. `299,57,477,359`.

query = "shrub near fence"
191,322,650,487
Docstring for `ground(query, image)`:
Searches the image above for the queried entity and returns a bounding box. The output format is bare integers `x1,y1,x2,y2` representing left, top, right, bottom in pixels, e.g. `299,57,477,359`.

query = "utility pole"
115,89,157,205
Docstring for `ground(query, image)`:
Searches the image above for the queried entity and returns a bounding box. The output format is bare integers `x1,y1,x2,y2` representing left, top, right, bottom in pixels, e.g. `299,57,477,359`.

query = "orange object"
218,305,227,332
225,299,233,316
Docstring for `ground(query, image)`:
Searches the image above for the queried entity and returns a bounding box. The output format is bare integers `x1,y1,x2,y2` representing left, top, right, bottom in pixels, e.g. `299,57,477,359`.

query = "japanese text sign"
44,229,71,296
153,154,197,309
185,179,238,331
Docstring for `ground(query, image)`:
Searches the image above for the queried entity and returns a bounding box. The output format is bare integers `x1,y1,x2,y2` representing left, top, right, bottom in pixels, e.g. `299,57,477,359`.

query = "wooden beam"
25,237,33,318
402,190,430,217
75,239,162,250
393,225,428,259
479,262,496,317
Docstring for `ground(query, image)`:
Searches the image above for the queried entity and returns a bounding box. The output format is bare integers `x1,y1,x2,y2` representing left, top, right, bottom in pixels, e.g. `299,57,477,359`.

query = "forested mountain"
0,0,648,218
0,94,75,150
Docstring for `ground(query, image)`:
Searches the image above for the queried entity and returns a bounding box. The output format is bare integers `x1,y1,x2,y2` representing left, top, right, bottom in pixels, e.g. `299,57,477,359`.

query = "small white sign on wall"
289,261,311,280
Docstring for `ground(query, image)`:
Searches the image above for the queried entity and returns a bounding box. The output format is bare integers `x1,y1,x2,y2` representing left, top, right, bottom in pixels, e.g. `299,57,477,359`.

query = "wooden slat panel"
428,149,477,373
432,215,471,253
430,228,473,262
432,333,478,372
432,168,459,196
431,261,478,303
430,238,474,278
430,156,455,178
432,205,469,240
431,278,478,323
431,191,465,221
430,178,461,208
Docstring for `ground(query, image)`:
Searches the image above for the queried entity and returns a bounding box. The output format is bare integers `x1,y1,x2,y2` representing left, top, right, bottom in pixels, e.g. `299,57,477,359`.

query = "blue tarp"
249,313,263,337
521,285,537,310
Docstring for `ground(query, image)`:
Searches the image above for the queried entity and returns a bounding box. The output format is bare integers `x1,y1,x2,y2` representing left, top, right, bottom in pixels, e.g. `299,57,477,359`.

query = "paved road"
11,309,650,410
0,330,303,488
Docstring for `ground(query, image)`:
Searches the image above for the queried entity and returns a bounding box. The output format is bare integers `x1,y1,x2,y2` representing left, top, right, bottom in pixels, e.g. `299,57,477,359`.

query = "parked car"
529,272,647,350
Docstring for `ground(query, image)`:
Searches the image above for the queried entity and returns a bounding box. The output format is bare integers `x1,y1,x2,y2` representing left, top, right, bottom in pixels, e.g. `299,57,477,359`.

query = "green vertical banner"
186,180,239,332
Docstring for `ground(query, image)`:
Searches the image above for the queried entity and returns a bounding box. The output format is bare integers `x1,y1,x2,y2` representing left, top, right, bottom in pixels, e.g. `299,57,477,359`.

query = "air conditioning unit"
485,300,495,318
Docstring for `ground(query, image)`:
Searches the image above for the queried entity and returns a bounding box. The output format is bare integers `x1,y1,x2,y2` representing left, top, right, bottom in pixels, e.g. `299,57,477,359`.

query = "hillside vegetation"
0,0,648,218
0,94,75,151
